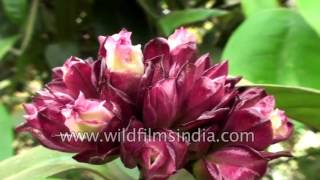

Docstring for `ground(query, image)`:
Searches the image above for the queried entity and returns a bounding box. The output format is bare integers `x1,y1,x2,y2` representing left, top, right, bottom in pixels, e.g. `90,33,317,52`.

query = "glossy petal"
143,79,178,128
203,61,228,79
121,120,188,180
167,27,196,50
181,76,225,123
194,53,212,74
62,57,98,98
269,109,293,143
169,42,196,77
100,29,144,75
194,146,268,180
143,38,170,71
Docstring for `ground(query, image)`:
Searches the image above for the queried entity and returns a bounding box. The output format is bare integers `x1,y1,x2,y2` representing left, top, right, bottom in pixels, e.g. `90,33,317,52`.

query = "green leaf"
241,0,279,17
113,157,140,179
245,84,320,130
159,8,227,35
296,0,320,35
296,148,320,179
0,104,14,160
0,146,194,179
223,9,320,90
0,146,139,180
2,0,27,24
169,169,195,180
0,36,18,61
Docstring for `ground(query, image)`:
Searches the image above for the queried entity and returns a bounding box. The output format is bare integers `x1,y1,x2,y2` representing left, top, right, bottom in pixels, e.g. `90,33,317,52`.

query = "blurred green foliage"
0,103,13,160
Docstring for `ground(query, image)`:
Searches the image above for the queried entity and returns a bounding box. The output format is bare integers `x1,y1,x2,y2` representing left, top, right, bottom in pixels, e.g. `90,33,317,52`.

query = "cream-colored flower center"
269,109,283,136
105,43,144,75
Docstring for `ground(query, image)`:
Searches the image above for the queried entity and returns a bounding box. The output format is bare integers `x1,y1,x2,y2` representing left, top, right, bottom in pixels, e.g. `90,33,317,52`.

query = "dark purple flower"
18,57,131,164
223,88,293,150
120,119,188,180
18,27,293,179
193,146,266,180
139,28,292,179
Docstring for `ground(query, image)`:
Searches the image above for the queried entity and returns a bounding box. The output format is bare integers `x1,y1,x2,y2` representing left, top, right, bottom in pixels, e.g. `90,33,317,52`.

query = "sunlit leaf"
0,146,139,180
0,104,14,160
159,8,227,35
241,0,279,17
0,145,198,179
223,9,320,89
296,0,320,35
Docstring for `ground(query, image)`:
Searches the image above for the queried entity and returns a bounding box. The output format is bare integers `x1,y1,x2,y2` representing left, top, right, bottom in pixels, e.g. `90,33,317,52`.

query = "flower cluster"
18,28,293,180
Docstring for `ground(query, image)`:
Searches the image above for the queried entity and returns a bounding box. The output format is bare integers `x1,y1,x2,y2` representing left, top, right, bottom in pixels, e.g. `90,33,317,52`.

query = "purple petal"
63,58,98,98
107,70,141,100
203,61,228,79
194,53,212,74
224,108,273,150
18,108,91,152
181,76,225,123
194,146,268,180
121,125,188,180
143,79,178,128
176,63,198,102
169,42,196,77
143,38,170,71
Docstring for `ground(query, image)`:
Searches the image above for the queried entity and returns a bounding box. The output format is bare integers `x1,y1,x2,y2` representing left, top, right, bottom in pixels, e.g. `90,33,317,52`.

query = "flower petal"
143,79,178,128
194,146,268,180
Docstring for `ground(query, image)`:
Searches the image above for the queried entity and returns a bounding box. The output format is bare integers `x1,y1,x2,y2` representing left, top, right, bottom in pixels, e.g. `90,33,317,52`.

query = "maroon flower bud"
193,146,269,180
143,27,196,77
62,92,116,133
18,57,129,164
193,145,292,180
143,79,179,128
99,29,144,74
120,119,188,180
223,88,293,150
57,56,99,98
142,58,231,130
99,29,144,98
167,27,196,50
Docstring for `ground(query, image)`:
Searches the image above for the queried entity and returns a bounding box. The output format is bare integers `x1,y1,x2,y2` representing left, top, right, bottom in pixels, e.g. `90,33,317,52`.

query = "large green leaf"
159,8,227,35
0,36,18,61
245,84,320,130
223,9,320,90
296,0,320,35
0,104,14,160
0,146,139,180
0,146,195,179
2,0,27,23
241,0,279,17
